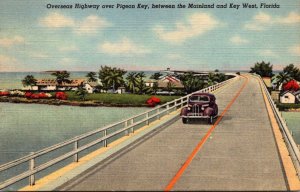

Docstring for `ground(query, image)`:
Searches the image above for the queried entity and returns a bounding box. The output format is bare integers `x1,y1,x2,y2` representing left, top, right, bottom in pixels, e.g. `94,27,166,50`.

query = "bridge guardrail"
0,75,238,190
255,74,300,179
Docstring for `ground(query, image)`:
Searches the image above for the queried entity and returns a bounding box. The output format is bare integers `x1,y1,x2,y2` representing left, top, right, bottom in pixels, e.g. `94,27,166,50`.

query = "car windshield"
189,95,210,102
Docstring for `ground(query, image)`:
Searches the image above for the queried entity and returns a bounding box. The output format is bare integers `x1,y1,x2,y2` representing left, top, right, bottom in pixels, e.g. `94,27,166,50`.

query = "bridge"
1,74,300,191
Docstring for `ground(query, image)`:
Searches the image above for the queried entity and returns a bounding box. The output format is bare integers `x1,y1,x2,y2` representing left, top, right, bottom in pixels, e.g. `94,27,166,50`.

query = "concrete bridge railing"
255,74,300,179
0,75,238,190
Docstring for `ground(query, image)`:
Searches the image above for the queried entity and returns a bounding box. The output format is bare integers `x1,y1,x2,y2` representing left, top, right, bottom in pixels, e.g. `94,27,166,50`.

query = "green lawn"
66,92,180,105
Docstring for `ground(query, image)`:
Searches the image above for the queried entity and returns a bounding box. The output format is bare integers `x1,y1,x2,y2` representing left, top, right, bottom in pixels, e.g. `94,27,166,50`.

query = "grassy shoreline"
0,93,180,107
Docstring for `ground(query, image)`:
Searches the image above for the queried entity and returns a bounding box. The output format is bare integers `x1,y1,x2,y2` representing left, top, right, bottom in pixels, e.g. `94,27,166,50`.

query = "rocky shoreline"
0,96,149,107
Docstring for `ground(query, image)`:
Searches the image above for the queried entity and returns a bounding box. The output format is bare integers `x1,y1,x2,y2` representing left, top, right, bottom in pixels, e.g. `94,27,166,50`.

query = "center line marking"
164,75,249,191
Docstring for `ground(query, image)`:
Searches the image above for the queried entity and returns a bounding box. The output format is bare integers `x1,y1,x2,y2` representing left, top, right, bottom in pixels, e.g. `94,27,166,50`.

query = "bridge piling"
124,121,128,136
29,152,35,186
130,119,134,133
73,141,78,162
103,130,107,147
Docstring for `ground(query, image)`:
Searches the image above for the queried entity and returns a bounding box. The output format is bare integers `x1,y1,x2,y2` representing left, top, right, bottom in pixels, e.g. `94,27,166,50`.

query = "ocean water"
0,102,148,190
0,71,156,90
0,102,147,164
282,112,300,144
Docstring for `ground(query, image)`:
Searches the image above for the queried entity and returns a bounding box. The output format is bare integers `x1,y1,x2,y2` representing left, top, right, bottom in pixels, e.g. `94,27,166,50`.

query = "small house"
280,91,300,104
85,82,100,93
145,79,157,87
157,75,184,89
117,87,126,94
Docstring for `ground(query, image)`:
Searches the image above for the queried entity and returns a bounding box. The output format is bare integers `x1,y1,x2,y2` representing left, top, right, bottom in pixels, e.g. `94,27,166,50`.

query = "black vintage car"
180,93,218,124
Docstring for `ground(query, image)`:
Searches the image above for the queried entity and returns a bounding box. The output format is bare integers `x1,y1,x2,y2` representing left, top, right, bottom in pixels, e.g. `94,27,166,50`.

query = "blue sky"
0,0,299,72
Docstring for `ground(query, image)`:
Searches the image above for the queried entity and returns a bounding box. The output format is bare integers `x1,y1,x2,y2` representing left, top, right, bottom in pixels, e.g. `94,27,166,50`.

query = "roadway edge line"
164,75,248,191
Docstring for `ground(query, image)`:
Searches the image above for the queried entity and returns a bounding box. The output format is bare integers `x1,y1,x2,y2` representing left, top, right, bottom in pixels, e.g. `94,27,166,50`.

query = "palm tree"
136,72,146,94
99,66,126,92
283,64,300,81
214,73,226,83
126,72,138,93
22,75,37,89
207,72,217,86
86,72,97,82
104,68,124,92
272,72,292,89
75,86,88,101
179,72,205,93
51,71,71,89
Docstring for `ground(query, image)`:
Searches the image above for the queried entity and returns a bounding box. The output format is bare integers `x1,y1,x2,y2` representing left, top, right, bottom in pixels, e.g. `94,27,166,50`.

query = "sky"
0,0,299,72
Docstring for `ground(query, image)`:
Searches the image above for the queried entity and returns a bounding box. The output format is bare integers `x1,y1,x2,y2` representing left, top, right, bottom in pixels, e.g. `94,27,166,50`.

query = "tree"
75,86,88,101
272,72,292,89
249,61,273,77
150,72,162,80
214,73,227,83
179,72,205,93
86,72,97,82
104,69,123,92
51,71,71,88
22,75,37,88
135,72,146,94
283,64,300,81
99,66,126,92
207,72,218,86
126,72,138,93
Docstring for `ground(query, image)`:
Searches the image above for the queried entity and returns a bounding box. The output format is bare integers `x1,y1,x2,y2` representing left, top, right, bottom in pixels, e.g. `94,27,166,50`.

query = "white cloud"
289,45,300,56
74,15,110,35
59,45,79,52
259,49,277,57
40,12,75,28
0,55,19,71
100,38,151,55
154,13,219,44
245,11,300,31
277,12,300,24
230,35,249,45
0,36,24,48
245,12,272,31
40,13,110,35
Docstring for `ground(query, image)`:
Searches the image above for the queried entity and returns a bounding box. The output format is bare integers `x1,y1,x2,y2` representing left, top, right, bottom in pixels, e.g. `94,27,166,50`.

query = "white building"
23,79,100,93
280,91,300,104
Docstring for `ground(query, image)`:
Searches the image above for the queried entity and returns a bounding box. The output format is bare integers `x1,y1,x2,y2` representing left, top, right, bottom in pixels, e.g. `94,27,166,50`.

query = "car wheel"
182,118,188,124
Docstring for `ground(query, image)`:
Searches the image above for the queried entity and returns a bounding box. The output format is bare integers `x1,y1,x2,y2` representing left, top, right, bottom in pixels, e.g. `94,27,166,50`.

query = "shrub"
55,92,68,100
25,92,33,98
275,103,300,111
146,96,161,107
0,91,10,96
30,93,40,99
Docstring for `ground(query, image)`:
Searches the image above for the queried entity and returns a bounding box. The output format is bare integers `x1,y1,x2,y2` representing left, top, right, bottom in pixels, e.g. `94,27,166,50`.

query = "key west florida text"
0,0,300,191
45,2,281,10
